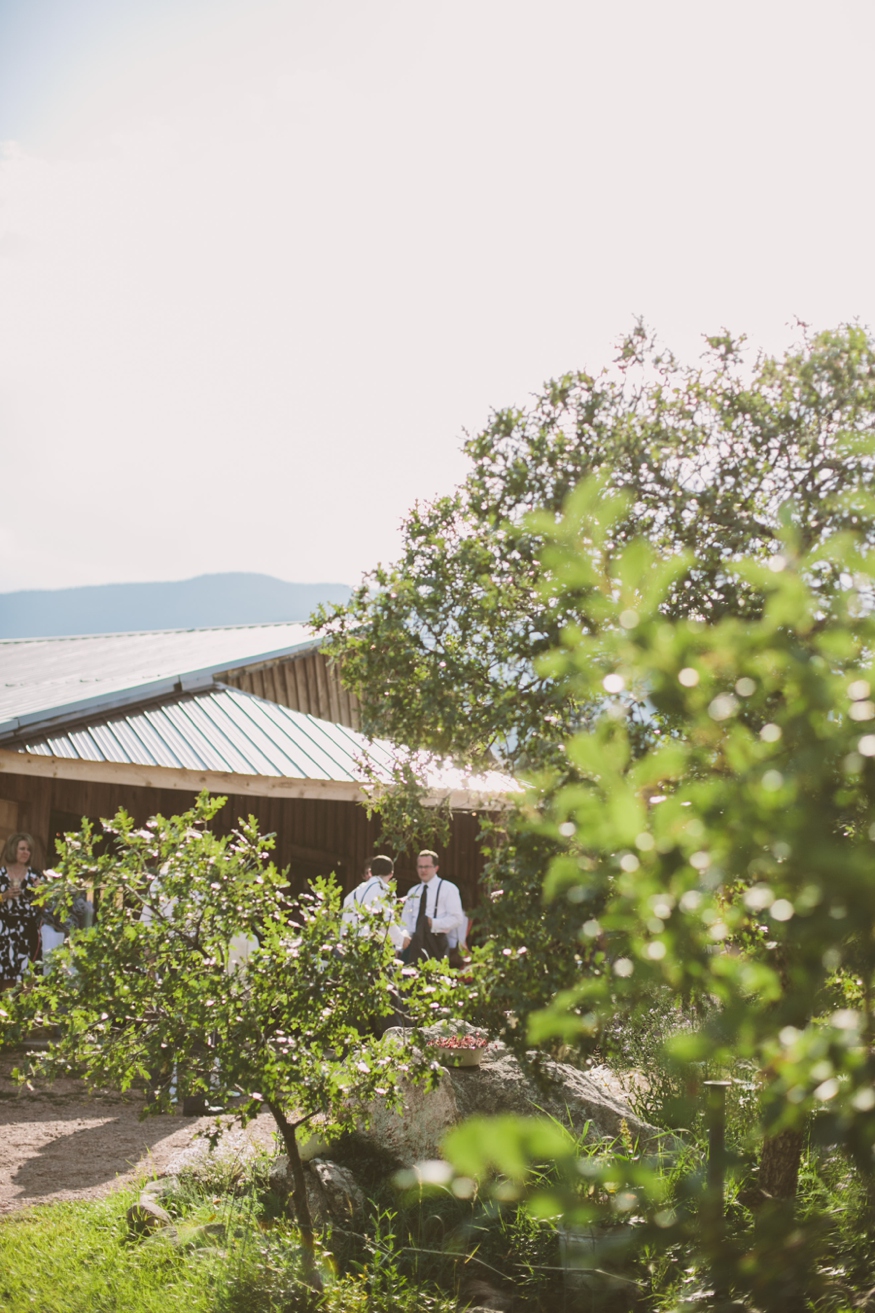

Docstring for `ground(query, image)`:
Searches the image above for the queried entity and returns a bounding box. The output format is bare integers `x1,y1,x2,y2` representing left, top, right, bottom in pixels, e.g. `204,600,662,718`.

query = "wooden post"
703,1080,731,1299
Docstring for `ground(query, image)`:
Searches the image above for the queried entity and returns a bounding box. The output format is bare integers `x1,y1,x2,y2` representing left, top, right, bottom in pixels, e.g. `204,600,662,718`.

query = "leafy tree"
447,478,875,1308
0,795,457,1287
316,321,875,1051
316,321,875,772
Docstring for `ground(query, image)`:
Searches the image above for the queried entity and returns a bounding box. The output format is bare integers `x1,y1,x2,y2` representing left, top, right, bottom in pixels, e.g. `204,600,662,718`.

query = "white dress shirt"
401,877,467,948
342,876,406,951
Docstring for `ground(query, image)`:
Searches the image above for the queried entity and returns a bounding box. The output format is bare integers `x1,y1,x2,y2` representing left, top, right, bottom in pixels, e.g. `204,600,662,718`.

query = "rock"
140,1175,181,1203
266,1129,333,1190
142,1221,227,1251
126,1198,172,1237
143,1225,180,1248
354,1057,461,1166
447,1051,656,1145
161,1120,273,1184
353,1025,659,1166
309,1159,365,1227
269,1156,291,1194
270,1155,365,1228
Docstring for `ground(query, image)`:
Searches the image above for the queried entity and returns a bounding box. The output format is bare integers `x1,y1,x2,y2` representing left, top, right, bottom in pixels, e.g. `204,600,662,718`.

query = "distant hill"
0,574,353,639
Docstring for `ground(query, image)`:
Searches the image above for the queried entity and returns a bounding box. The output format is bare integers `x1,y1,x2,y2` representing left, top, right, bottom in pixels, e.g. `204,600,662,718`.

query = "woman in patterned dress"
0,832,41,989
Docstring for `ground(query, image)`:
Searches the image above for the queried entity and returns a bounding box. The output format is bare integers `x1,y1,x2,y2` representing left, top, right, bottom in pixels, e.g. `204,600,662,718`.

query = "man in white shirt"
342,855,406,953
401,850,467,961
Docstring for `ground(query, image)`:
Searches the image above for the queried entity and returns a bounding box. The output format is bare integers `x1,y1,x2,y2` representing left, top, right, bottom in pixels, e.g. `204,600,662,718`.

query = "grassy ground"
3,1120,874,1312
0,1180,461,1313
0,1190,224,1313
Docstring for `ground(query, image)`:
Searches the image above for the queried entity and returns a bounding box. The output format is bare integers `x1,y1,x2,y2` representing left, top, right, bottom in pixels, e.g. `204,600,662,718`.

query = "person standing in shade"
342,854,407,1033
0,833,42,990
40,873,93,973
401,850,467,963
342,854,406,952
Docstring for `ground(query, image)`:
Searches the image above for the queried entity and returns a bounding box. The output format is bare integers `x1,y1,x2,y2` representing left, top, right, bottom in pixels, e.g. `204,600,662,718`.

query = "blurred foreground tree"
445,477,875,1308
0,796,456,1288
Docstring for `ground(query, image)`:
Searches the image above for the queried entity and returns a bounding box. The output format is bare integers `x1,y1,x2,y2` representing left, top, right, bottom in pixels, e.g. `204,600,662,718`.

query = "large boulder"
351,1024,658,1167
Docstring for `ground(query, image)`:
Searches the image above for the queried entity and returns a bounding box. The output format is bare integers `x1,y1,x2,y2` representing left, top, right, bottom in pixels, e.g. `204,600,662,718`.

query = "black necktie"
417,884,428,926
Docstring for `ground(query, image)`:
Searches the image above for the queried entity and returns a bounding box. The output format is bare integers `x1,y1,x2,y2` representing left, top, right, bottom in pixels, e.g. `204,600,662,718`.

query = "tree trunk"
753,1127,807,1313
758,1127,804,1201
267,1100,322,1293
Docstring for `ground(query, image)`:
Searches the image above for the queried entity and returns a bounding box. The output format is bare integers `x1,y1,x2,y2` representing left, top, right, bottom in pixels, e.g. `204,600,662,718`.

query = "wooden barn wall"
219,652,361,730
0,772,488,913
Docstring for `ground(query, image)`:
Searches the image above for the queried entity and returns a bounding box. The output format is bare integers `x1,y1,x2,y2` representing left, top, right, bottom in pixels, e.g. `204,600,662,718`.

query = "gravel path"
0,1050,278,1215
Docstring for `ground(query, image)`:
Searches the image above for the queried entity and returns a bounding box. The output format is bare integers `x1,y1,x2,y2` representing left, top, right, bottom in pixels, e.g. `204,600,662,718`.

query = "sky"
1,1,874,594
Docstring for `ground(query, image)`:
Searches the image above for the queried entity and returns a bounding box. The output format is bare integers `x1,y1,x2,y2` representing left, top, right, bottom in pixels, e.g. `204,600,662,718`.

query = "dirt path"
0,1050,278,1215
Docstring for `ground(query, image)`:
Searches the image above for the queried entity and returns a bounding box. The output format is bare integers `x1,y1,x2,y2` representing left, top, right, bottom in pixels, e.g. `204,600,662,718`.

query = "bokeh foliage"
447,473,875,1307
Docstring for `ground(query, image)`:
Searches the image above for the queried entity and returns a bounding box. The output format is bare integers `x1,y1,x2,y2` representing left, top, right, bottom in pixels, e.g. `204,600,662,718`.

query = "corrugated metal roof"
17,686,517,796
0,623,316,738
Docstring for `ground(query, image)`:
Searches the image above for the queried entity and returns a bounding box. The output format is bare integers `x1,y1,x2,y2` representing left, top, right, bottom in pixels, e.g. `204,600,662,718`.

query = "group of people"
0,833,467,995
342,848,469,966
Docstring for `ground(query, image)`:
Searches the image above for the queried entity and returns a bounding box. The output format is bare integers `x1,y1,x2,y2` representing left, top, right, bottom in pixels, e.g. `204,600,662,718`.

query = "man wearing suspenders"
400,850,467,962
342,854,406,952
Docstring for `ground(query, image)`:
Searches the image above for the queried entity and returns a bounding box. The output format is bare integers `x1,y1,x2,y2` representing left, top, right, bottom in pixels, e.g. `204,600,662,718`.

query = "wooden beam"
0,749,513,811
0,749,366,803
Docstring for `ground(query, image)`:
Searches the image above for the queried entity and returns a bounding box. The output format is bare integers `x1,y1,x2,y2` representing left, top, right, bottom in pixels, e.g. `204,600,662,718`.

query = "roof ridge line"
0,620,315,645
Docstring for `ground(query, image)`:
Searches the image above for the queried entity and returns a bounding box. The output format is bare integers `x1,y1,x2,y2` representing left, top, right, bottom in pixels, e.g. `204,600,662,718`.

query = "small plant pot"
429,1045,484,1068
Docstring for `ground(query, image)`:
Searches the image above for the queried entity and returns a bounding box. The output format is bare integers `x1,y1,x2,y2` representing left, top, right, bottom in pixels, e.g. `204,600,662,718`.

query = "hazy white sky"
1,0,873,592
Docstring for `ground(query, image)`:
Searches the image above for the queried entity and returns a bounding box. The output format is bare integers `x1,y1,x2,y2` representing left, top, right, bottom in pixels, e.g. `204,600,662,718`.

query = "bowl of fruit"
426,1034,489,1068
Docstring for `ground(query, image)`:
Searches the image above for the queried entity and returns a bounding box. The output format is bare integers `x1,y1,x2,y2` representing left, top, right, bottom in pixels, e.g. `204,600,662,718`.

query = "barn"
0,624,513,909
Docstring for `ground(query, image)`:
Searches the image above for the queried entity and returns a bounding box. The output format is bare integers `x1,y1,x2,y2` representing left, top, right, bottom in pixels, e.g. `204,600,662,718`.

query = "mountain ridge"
0,573,353,639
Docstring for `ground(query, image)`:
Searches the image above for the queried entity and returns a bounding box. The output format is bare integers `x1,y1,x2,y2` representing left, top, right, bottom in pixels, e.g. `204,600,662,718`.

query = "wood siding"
0,771,488,914
0,797,20,852
219,651,361,729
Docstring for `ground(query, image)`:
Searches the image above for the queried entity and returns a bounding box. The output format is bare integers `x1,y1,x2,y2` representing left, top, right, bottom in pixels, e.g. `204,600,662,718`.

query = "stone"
126,1198,172,1237
140,1175,181,1203
351,1024,659,1167
270,1156,365,1228
265,1129,331,1190
352,1055,461,1166
143,1225,180,1248
268,1156,291,1194
308,1158,365,1227
161,1118,275,1183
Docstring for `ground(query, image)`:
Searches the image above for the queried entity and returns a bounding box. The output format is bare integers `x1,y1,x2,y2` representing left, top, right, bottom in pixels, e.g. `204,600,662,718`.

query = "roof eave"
0,634,321,746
